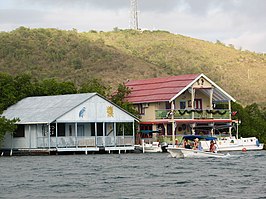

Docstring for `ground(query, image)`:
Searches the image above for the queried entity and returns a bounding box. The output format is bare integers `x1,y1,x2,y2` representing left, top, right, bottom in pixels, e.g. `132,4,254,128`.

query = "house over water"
124,74,236,144
1,93,138,155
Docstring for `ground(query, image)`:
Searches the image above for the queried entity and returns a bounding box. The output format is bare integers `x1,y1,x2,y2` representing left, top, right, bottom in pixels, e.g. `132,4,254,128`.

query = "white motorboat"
167,147,230,158
200,136,264,152
167,135,230,158
135,141,162,153
143,142,162,153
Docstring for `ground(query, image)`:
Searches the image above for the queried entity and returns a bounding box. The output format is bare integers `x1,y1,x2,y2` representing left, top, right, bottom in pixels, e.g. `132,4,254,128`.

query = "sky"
0,0,265,53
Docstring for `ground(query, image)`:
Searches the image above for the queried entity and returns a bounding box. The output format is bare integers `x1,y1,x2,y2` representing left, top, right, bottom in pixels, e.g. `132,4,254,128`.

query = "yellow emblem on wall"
107,106,114,117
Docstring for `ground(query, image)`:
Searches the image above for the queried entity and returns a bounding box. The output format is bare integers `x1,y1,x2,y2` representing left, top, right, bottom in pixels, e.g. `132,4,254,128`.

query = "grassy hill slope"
0,27,265,105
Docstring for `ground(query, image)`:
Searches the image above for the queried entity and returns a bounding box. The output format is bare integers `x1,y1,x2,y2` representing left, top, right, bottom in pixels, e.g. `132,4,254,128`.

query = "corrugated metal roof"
2,93,96,124
198,74,236,102
125,74,200,103
125,74,236,103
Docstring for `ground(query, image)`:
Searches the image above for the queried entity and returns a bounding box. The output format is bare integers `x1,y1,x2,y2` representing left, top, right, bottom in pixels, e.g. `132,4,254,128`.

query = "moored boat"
135,141,163,153
200,136,264,152
142,141,163,153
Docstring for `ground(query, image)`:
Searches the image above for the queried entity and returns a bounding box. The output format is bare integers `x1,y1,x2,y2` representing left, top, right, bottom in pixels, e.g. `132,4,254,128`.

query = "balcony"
155,109,230,120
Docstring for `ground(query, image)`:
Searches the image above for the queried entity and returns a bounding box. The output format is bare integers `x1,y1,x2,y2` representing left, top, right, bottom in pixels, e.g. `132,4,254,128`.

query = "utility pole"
130,0,139,30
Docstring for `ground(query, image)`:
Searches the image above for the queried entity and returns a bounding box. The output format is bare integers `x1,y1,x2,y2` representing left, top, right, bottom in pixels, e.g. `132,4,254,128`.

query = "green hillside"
0,27,266,105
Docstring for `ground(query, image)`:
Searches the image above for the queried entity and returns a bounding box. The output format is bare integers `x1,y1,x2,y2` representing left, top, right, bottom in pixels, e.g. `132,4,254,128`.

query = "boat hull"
167,147,230,158
135,142,162,153
143,147,162,153
217,144,264,151
200,136,264,152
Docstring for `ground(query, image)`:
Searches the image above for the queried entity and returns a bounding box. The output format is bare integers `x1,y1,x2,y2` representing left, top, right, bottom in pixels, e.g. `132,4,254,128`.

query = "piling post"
142,139,145,153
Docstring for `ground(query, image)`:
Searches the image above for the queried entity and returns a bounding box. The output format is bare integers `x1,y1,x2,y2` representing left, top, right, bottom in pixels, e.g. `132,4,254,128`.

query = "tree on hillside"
0,73,17,111
34,79,77,96
78,78,109,97
232,102,266,144
0,73,33,145
14,73,36,101
110,83,138,116
245,104,266,141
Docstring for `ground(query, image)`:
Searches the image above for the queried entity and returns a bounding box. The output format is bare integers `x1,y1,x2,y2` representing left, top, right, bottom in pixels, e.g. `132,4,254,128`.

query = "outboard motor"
161,142,168,152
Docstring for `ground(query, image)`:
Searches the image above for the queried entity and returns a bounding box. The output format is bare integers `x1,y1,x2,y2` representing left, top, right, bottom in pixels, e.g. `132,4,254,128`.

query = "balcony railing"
155,109,230,120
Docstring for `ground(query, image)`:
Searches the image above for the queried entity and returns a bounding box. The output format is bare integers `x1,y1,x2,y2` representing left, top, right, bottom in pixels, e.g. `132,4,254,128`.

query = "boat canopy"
140,130,160,134
182,135,217,141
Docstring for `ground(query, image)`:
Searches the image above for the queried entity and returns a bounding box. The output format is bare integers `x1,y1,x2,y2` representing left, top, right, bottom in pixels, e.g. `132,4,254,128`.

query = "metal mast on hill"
130,0,139,30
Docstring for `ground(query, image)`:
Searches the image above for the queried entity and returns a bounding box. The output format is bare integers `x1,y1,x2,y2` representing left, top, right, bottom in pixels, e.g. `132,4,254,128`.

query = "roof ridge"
126,74,200,83
24,92,96,99
125,74,200,86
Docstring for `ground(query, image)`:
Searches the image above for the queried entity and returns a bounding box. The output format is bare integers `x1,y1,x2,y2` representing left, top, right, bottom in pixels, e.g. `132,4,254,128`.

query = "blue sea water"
0,151,266,199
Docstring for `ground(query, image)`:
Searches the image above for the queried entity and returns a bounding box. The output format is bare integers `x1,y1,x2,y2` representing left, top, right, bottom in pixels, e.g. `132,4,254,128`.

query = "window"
50,123,65,137
179,101,186,109
91,123,95,136
69,125,73,136
13,125,25,137
58,123,65,136
42,125,48,136
116,123,124,136
188,100,192,107
165,101,171,109
140,124,152,131
137,104,145,115
166,101,175,110
167,124,173,135
97,123,103,136
188,99,202,109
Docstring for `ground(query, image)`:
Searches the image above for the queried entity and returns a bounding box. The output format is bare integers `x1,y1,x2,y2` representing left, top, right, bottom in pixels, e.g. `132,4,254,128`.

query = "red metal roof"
125,74,200,103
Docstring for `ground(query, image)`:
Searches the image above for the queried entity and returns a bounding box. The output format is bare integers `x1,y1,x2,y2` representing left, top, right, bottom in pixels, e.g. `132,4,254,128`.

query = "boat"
135,140,163,153
142,141,163,153
200,136,264,152
203,120,264,152
167,135,230,158
167,147,230,158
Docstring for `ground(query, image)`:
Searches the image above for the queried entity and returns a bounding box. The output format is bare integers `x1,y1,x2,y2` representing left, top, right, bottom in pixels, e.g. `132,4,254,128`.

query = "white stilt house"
1,93,138,154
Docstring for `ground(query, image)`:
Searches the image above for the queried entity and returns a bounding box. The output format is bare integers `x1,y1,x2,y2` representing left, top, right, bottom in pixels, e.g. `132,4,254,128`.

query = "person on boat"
193,138,199,150
210,140,217,153
183,138,191,149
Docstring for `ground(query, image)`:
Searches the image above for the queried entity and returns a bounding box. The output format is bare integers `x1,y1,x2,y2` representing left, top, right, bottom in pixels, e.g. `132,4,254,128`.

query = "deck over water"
0,146,135,156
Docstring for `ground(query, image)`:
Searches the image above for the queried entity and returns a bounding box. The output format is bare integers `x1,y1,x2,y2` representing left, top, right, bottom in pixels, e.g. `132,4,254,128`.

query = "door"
194,99,202,109
77,125,84,137
105,123,115,146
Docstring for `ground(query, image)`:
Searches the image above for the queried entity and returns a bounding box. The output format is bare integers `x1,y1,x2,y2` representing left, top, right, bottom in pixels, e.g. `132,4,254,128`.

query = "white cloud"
225,32,266,52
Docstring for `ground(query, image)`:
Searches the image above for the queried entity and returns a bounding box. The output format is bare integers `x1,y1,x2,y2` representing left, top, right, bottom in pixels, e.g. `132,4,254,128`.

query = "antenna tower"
130,0,139,30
